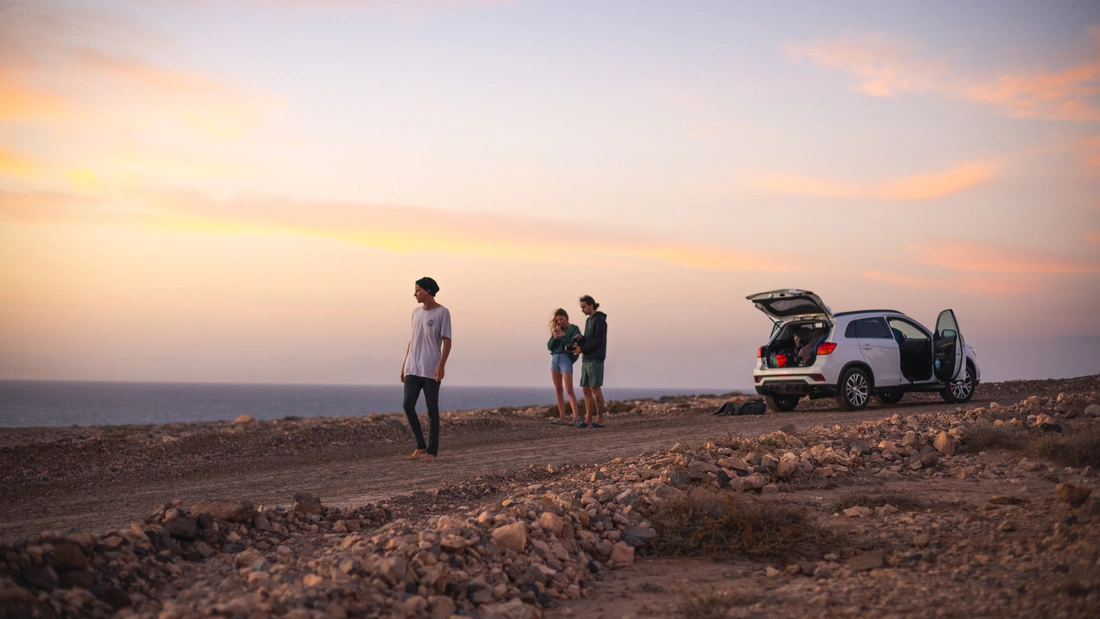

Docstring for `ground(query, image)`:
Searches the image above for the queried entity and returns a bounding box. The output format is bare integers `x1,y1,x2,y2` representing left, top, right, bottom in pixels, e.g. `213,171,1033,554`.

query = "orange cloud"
788,34,947,98
908,239,1100,274
790,27,1100,122
0,148,40,177
229,0,511,9
744,161,998,201
0,3,279,141
861,270,1040,297
0,71,72,123
0,190,791,273
1086,232,1099,244
1078,135,1100,170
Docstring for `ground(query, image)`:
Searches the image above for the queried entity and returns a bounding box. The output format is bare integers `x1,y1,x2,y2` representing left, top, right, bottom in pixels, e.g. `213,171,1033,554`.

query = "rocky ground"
1,375,1099,618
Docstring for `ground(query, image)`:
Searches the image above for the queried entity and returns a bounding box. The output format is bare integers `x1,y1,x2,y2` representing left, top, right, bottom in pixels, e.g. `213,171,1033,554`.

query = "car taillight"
816,341,837,355
775,353,788,368
757,347,764,358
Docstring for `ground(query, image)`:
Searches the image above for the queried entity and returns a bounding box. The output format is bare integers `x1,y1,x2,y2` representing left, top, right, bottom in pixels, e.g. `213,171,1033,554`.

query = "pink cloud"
908,239,1100,274
744,161,998,201
861,270,1041,298
0,2,279,138
789,27,1100,122
1077,135,1100,171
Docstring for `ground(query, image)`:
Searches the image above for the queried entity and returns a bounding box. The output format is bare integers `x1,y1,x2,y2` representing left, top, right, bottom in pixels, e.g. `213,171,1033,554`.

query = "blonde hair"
549,308,571,334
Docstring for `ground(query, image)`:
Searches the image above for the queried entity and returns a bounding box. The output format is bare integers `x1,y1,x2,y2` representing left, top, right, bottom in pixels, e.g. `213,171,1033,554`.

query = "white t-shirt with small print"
404,305,452,379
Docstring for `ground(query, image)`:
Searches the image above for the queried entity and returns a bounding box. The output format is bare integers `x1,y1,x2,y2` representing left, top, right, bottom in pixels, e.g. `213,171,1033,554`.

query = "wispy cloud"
0,147,41,177
861,238,1100,297
861,270,1040,297
0,0,281,186
233,0,510,8
0,190,792,273
908,239,1100,274
744,161,998,201
1077,135,1100,171
789,27,1100,122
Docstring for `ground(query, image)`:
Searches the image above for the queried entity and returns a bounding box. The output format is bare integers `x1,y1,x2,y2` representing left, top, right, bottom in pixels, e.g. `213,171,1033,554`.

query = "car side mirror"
941,329,956,338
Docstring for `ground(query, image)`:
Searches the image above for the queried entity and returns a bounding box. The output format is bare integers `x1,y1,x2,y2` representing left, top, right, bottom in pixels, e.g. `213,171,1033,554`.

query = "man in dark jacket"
571,295,607,427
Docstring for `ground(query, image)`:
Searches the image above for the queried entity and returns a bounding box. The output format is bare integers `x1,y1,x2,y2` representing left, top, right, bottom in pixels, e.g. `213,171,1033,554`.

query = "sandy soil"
1,377,1091,542
2,375,1098,619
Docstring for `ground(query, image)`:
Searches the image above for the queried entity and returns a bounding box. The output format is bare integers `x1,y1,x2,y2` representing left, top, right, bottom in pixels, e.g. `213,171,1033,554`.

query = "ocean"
0,381,735,428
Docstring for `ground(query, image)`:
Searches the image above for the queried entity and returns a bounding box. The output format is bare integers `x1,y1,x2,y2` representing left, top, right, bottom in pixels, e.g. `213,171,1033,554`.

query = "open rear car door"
933,309,965,382
746,289,833,326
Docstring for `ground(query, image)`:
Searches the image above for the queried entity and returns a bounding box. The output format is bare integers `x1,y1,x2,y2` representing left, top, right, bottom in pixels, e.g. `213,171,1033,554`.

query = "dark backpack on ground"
712,398,767,416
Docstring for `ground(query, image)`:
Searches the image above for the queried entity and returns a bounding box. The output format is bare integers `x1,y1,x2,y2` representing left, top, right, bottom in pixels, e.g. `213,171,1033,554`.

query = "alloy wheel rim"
846,373,868,407
951,371,972,400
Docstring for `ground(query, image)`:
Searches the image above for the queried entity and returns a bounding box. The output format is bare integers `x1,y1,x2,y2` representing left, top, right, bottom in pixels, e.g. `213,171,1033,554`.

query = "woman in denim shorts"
547,308,581,425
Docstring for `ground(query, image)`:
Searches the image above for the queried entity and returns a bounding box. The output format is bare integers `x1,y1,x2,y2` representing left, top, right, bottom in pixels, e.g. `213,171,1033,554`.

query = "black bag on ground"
735,399,766,415
712,401,737,416
712,398,767,416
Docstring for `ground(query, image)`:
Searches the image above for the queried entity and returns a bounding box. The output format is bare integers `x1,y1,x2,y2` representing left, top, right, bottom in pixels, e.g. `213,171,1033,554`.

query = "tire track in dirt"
0,396,997,541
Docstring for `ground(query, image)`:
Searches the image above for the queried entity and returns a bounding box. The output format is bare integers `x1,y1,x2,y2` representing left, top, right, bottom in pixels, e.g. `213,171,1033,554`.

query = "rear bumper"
754,374,836,396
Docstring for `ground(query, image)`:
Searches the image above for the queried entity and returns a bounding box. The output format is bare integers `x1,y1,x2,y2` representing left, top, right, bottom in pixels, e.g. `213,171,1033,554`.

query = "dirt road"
0,393,1009,542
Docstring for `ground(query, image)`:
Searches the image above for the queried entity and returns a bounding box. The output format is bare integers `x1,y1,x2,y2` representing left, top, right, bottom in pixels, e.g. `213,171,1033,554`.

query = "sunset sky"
1,0,1098,390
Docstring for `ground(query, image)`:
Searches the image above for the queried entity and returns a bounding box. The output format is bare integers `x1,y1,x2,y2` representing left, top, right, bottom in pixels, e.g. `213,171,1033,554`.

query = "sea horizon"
0,379,747,429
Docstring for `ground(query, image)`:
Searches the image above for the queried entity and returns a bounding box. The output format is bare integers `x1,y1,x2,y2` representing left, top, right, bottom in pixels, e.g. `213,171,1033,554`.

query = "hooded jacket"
579,311,607,361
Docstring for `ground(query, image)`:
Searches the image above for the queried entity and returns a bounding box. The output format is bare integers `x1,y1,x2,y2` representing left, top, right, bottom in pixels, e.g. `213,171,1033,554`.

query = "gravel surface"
1,375,1098,618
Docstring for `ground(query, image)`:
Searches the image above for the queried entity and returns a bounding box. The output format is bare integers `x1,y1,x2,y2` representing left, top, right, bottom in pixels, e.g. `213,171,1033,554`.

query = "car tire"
764,395,800,412
836,367,871,411
874,391,904,405
941,362,975,404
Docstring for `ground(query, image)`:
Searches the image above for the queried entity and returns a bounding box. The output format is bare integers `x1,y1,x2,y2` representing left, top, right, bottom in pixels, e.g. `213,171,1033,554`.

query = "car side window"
887,318,929,343
856,317,892,338
846,318,892,339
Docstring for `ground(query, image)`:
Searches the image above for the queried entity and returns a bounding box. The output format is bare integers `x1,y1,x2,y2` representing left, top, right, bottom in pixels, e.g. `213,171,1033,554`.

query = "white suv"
747,289,980,412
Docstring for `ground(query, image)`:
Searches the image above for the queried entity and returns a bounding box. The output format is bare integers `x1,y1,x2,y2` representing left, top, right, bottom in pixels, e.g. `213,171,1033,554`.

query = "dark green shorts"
580,360,604,388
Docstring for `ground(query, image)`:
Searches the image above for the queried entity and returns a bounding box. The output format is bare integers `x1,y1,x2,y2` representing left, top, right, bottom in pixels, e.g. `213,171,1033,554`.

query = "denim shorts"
550,353,574,374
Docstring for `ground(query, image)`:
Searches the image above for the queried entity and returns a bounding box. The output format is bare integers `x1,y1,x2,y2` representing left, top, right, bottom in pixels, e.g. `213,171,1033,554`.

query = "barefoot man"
401,277,451,462
571,295,608,428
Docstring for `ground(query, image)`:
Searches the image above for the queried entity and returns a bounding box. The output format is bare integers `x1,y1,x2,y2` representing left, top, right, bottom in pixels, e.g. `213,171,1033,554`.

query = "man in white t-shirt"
401,276,452,463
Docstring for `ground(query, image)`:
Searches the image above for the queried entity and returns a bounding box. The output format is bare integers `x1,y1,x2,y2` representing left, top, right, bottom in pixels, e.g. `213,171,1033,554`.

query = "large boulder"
49,543,88,572
191,500,256,522
165,516,198,540
292,492,324,515
933,432,957,456
1057,484,1092,505
491,522,527,553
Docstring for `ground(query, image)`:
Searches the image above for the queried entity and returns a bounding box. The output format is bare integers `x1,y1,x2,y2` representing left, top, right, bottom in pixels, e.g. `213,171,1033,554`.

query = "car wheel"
941,362,975,403
764,395,800,412
874,391,904,405
835,367,871,411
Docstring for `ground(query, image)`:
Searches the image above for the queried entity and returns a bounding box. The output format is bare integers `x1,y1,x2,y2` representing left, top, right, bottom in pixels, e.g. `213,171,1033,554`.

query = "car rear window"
760,298,823,317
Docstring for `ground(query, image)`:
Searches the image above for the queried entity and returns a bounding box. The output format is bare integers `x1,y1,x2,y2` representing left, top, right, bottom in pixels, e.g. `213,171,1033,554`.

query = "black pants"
402,375,440,455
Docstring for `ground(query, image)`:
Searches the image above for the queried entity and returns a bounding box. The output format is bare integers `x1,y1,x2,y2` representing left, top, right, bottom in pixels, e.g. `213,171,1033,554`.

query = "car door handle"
861,345,873,349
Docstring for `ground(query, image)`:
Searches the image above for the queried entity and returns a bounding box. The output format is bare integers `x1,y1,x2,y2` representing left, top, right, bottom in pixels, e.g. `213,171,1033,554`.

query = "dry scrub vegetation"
649,491,842,562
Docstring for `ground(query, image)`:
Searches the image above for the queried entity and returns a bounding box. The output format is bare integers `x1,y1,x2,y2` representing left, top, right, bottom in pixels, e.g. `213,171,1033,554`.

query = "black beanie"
416,277,440,296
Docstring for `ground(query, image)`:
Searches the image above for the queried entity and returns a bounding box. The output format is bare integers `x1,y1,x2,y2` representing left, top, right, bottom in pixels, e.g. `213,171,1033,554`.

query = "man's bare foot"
421,454,436,463
407,449,427,460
